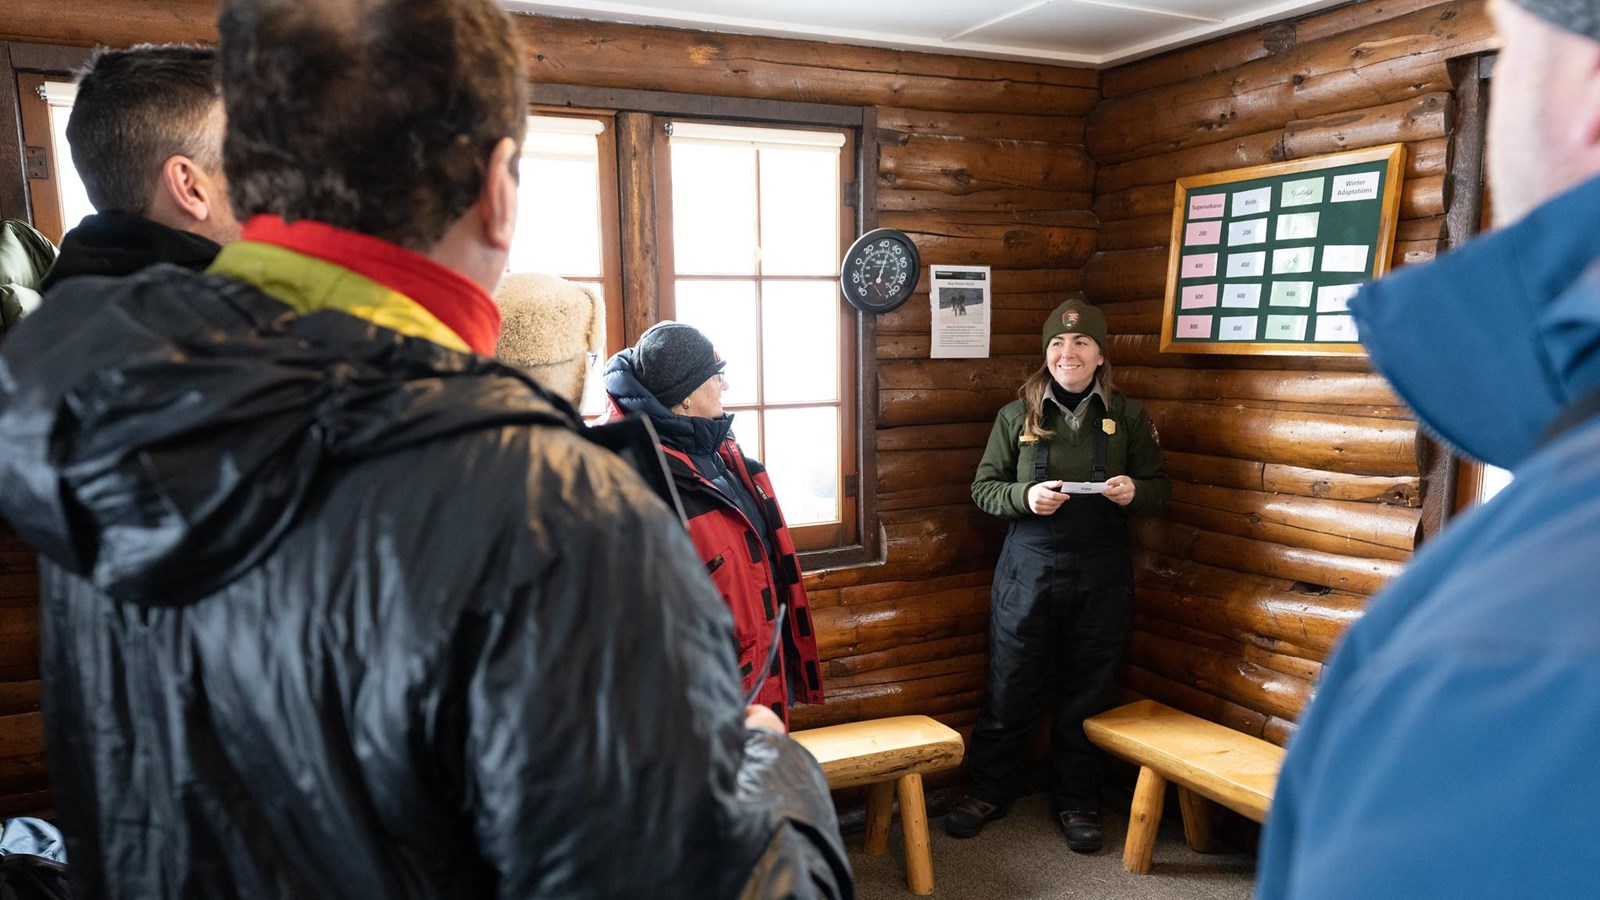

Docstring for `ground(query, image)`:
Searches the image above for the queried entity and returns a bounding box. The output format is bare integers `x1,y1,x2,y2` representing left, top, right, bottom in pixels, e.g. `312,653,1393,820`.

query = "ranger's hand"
1103,475,1136,506
1027,481,1069,515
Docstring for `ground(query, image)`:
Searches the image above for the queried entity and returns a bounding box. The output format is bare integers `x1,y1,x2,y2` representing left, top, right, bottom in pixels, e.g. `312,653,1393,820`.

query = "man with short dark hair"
0,1,850,897
1257,0,1600,896
41,43,238,290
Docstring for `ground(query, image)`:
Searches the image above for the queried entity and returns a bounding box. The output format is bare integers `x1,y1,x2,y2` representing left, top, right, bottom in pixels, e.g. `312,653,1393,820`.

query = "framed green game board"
1159,144,1406,356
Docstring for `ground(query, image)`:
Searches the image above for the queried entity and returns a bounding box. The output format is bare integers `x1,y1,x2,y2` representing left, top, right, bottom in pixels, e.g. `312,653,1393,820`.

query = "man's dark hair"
219,0,529,251
66,44,223,216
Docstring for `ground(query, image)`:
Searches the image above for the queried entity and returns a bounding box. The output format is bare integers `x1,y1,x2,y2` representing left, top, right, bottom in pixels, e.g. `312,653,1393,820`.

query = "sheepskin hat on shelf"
493,272,606,405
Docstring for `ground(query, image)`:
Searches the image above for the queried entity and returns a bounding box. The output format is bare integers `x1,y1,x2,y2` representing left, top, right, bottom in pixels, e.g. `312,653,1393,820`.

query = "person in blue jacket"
1257,0,1600,896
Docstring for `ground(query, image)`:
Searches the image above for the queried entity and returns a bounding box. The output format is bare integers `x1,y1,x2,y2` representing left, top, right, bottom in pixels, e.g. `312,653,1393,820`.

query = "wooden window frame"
1,42,91,233
1433,52,1499,530
535,84,881,569
522,108,626,356
659,118,859,552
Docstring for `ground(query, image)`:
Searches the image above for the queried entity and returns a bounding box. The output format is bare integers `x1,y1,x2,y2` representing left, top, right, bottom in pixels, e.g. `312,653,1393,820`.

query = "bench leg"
864,780,895,856
1177,786,1215,853
1123,766,1167,875
896,773,934,895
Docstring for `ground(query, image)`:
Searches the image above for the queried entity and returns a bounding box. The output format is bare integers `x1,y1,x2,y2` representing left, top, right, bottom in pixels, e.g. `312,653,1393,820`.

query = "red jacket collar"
239,215,500,354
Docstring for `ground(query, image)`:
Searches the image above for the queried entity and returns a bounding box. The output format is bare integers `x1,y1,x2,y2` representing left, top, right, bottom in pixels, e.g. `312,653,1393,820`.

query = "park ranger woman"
948,294,1169,853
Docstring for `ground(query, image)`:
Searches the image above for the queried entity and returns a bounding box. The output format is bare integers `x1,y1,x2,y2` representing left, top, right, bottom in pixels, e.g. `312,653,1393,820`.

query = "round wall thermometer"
840,228,921,314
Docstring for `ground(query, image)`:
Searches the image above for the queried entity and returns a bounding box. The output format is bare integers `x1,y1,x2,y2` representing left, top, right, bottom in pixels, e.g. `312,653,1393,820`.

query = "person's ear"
1574,43,1600,151
478,137,518,252
157,155,218,225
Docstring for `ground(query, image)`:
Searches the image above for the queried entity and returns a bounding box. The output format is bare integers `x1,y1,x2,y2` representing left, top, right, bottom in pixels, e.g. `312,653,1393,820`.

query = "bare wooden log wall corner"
1089,0,1493,745
0,0,1495,820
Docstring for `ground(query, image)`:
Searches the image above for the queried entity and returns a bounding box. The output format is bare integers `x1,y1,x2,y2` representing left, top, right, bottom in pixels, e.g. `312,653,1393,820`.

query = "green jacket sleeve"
1121,399,1170,517
971,404,1032,518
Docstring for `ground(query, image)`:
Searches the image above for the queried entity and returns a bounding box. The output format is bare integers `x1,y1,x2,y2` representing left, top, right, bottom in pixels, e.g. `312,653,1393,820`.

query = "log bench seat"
1083,699,1284,875
790,715,964,895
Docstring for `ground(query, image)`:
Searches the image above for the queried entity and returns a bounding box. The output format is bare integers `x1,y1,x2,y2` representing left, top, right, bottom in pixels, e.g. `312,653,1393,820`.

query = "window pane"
511,123,603,277
728,408,761,462
761,280,839,404
675,279,759,407
758,147,839,276
48,103,94,233
671,142,757,275
763,406,840,526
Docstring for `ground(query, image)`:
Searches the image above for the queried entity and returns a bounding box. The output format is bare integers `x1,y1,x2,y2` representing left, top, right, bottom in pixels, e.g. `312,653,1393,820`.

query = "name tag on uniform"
1102,419,1117,436
1019,432,1038,444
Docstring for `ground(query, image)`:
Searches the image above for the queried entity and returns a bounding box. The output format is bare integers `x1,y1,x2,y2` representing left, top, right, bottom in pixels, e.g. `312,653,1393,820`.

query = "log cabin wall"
1087,0,1493,745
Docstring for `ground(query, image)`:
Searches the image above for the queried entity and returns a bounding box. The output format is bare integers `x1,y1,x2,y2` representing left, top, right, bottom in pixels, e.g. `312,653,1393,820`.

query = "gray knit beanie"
1511,0,1600,40
634,321,726,409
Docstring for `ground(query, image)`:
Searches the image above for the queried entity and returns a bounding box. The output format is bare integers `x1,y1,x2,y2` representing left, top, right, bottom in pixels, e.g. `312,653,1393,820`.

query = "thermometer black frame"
840,227,921,314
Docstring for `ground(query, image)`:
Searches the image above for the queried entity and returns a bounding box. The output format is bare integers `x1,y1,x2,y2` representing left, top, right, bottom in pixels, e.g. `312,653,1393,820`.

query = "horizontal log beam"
1134,517,1403,595
791,671,987,729
1120,665,1280,744
1134,550,1368,656
1116,366,1399,406
877,333,1042,359
1107,334,1374,373
1140,399,1419,476
880,210,1097,270
877,389,1018,427
1165,500,1411,562
1084,247,1169,304
811,588,988,658
824,633,989,681
878,357,1038,392
823,651,987,692
875,422,995,452
807,505,1003,590
1280,92,1452,159
1133,613,1322,682
1099,0,1453,99
1162,450,1421,507
1087,2,1493,163
878,448,985,494
876,188,1094,214
524,16,1100,115
1126,630,1314,721
1175,480,1420,551
879,134,1094,196
877,109,1087,144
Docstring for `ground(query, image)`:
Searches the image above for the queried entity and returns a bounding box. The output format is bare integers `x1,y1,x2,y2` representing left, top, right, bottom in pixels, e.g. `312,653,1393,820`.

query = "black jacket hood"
0,264,577,607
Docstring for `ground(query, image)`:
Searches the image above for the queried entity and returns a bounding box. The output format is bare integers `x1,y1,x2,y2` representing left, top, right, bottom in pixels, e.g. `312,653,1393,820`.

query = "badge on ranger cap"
1062,309,1081,329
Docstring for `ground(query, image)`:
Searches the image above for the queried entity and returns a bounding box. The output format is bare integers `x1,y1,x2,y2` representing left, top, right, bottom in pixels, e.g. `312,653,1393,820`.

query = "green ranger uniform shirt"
972,390,1170,519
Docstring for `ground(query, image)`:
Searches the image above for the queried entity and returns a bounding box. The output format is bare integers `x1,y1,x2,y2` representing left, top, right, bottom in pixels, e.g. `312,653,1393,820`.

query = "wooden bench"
791,715,964,895
1083,700,1283,875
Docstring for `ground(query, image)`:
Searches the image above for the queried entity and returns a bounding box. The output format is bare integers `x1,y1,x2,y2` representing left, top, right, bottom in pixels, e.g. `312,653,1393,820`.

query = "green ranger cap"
1042,293,1107,354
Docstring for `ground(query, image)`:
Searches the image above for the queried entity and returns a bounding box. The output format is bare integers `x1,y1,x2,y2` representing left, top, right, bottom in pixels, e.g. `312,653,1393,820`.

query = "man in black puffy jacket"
0,1,851,897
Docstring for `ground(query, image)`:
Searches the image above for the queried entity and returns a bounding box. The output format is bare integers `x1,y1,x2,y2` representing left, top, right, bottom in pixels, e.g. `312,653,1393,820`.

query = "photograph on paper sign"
938,287,985,320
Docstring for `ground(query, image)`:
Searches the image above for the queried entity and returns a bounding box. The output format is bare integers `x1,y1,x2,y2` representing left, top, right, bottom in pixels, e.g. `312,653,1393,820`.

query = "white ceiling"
504,0,1350,68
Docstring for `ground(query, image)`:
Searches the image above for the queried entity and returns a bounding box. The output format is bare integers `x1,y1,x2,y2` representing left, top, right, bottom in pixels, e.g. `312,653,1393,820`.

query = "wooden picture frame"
1159,143,1406,356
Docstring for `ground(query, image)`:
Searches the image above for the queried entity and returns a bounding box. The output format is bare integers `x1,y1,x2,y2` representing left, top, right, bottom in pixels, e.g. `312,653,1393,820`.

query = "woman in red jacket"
602,321,824,724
